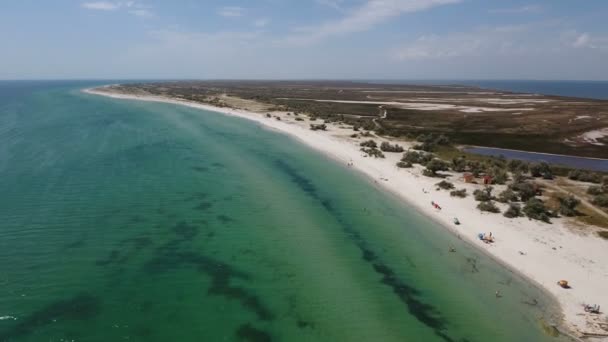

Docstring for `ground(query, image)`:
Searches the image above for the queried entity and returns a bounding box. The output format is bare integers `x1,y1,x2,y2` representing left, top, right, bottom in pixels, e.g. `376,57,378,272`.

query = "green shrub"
568,169,602,183
592,194,608,208
510,181,538,201
402,151,434,166
396,161,413,168
360,147,385,158
451,157,467,172
473,187,494,202
587,186,604,196
360,140,378,148
489,168,509,185
380,141,404,152
450,189,467,198
523,198,552,223
504,203,522,218
477,201,500,213
310,123,327,131
423,159,450,177
436,180,455,190
497,189,519,203
530,162,553,179
558,195,580,217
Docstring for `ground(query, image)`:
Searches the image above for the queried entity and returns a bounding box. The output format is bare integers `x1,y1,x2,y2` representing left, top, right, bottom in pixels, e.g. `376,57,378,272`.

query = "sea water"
0,81,567,341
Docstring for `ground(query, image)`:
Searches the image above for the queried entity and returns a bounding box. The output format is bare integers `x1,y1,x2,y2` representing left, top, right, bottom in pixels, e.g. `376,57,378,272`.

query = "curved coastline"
83,85,608,340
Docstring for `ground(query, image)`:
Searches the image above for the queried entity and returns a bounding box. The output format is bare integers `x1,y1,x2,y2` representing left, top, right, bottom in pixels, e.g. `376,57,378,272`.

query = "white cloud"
316,0,345,11
286,0,461,45
571,32,608,49
489,4,541,14
218,6,245,17
392,23,608,62
129,9,154,17
81,1,154,17
81,2,121,10
253,19,269,28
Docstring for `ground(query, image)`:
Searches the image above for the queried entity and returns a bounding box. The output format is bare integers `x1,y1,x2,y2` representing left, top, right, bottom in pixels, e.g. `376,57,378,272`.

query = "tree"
504,203,522,218
530,162,553,179
424,159,450,177
558,195,580,217
451,157,467,172
489,167,509,185
523,198,551,223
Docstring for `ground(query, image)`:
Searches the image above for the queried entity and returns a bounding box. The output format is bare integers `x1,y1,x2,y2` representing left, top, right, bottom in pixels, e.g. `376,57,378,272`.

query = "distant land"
102,80,608,159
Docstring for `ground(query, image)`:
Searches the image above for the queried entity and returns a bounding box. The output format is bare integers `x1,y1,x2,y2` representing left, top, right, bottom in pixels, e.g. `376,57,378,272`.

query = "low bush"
402,151,433,166
380,141,404,152
504,203,522,218
424,159,450,177
523,198,552,223
592,194,608,208
396,161,413,168
510,181,538,201
450,189,467,198
310,124,327,131
568,169,602,183
360,140,377,148
436,180,455,190
497,189,518,203
558,195,580,217
587,186,604,196
473,187,494,202
477,201,500,213
360,147,385,158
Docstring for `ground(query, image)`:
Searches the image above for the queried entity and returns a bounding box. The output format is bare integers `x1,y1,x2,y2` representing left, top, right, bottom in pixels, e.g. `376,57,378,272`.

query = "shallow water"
0,81,566,341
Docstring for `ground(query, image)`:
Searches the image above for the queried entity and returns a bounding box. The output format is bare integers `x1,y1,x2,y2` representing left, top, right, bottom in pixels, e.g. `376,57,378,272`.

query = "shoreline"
83,86,608,339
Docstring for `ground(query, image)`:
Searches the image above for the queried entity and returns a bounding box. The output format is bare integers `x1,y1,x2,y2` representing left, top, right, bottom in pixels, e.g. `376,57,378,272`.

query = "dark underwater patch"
217,214,234,224
0,294,101,341
192,166,209,173
144,247,273,321
194,201,213,211
274,159,458,342
236,324,272,342
171,221,199,240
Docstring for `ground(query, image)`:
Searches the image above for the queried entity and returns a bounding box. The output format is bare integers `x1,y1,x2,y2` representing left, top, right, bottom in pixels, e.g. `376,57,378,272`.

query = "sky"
1,0,608,80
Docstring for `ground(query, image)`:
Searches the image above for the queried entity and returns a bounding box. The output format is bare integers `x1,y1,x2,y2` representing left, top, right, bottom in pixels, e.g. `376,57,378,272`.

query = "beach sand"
85,86,608,339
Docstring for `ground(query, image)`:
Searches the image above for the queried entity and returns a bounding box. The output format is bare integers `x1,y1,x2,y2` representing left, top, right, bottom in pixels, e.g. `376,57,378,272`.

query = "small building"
463,173,474,183
483,175,493,185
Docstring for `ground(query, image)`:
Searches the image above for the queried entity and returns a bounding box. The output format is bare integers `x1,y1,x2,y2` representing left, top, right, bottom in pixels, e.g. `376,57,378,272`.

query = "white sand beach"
85,87,608,339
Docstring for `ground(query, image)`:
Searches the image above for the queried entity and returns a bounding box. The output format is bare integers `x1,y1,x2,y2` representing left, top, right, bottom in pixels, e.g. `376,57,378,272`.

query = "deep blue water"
464,147,608,172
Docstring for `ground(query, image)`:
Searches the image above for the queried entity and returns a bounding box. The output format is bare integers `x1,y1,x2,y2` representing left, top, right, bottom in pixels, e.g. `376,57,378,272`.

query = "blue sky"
1,0,607,80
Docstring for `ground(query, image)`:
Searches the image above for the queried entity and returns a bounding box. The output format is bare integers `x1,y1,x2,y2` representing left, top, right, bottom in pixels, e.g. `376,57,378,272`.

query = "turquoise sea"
0,81,566,341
